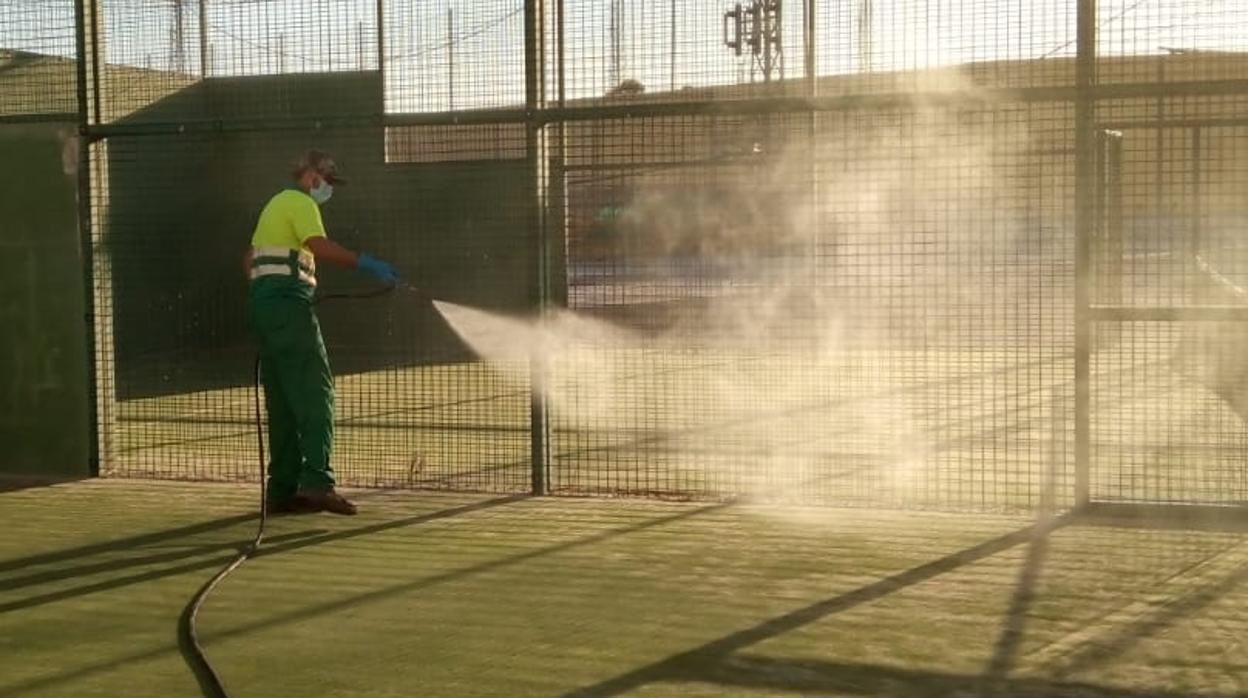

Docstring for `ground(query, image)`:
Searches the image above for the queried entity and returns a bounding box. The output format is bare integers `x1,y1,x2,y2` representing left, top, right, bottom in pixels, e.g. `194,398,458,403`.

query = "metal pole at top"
200,0,210,77
857,0,872,72
610,0,621,88
74,2,90,132
89,0,102,122
670,0,676,91
371,0,381,76
448,8,454,110
1073,0,1097,510
558,0,566,108
804,0,815,95
173,0,185,73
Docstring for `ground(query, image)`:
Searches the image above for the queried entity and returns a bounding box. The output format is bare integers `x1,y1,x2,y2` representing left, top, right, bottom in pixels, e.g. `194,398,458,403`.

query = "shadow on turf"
174,497,728,697
1025,508,1248,682
0,496,526,617
669,654,1244,698
2,498,728,697
1002,503,1248,683
0,475,78,494
568,505,1248,698
564,516,1070,698
0,512,259,574
981,515,1054,696
0,526,297,594
1042,560,1248,682
0,529,328,615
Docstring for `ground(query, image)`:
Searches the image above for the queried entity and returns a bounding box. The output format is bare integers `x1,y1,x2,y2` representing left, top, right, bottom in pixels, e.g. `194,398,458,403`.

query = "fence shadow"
565,517,1066,697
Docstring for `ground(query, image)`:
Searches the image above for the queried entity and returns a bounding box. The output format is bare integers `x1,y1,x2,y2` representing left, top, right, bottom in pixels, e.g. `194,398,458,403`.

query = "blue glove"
357,253,400,284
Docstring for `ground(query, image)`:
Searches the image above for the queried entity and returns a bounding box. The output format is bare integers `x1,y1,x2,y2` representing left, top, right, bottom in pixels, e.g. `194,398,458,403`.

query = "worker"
242,150,398,515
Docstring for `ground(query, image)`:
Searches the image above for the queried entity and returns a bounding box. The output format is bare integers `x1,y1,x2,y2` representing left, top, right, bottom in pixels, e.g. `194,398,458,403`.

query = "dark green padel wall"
0,124,90,477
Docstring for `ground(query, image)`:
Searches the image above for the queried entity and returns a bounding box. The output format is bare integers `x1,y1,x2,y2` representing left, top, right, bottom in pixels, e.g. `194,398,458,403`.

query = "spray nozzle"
393,282,431,301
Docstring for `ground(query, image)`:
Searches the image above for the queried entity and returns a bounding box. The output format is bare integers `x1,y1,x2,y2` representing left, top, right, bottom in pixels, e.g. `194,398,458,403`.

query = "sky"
2,0,1247,112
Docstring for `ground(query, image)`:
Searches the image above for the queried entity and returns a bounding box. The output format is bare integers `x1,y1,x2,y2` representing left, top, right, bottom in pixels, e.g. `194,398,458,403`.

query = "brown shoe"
294,488,358,516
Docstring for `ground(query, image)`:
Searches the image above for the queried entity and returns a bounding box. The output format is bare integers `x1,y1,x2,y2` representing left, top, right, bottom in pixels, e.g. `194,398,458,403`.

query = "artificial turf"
4,480,1248,696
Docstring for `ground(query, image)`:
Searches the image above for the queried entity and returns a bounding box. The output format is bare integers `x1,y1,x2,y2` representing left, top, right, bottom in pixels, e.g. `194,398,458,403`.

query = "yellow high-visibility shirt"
250,189,326,253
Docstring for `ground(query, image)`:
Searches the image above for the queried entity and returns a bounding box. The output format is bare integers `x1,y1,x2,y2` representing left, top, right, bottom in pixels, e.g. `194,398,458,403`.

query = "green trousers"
247,277,336,501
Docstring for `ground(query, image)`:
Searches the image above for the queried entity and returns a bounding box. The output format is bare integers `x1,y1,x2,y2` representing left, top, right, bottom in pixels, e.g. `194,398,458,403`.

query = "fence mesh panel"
0,0,79,118
4,1,1248,511
1088,2,1248,505
551,100,1076,508
92,123,532,493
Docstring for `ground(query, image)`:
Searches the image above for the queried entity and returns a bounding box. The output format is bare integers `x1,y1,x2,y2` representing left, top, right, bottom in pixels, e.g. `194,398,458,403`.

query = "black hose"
178,354,266,697
179,283,398,697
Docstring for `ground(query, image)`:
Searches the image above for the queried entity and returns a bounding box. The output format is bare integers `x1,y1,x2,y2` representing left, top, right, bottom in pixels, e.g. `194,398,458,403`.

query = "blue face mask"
310,179,334,205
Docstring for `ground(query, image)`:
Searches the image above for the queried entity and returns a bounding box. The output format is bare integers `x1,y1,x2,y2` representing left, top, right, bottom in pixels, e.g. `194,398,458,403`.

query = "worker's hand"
357,253,400,285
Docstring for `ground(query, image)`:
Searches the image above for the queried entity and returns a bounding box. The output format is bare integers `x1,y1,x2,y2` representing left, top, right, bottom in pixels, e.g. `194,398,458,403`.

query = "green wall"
0,124,91,477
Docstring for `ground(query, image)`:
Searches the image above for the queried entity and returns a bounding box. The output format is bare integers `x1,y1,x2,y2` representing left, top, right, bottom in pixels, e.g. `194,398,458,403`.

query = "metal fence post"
74,0,99,477
1074,0,1097,509
526,0,550,495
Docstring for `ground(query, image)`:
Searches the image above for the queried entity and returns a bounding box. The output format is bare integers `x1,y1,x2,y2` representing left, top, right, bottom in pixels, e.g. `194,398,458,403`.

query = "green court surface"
3,480,1247,697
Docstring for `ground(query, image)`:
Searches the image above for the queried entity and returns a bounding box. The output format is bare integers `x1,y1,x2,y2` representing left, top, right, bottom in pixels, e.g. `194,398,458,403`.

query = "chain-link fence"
6,1,1248,511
